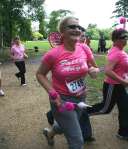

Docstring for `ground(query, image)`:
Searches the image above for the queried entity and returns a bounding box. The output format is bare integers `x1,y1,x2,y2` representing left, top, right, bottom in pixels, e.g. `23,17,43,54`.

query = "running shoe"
43,128,54,146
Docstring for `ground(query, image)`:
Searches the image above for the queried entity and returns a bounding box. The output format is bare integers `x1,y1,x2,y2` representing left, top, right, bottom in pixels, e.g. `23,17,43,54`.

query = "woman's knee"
68,134,84,149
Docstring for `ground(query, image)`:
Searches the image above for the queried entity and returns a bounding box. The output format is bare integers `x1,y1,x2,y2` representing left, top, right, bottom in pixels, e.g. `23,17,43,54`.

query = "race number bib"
66,78,86,94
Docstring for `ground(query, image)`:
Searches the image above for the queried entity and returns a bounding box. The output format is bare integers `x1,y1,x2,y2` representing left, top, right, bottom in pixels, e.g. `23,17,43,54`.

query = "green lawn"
0,41,107,104
24,41,51,50
0,41,51,61
86,55,106,104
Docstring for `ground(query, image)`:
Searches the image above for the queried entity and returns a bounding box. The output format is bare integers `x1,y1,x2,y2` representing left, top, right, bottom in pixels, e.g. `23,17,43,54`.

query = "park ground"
0,57,128,149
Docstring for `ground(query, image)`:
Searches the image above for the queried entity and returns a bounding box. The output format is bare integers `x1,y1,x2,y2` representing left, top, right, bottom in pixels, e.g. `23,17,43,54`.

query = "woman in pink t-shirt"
87,29,128,140
36,17,99,149
10,36,28,86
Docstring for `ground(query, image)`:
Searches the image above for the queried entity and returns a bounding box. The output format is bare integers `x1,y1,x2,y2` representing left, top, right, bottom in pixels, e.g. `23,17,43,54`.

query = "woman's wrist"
48,89,59,100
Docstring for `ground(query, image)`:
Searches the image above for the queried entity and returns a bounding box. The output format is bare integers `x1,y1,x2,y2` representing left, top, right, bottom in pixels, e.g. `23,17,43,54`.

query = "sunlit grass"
86,55,106,104
0,41,107,104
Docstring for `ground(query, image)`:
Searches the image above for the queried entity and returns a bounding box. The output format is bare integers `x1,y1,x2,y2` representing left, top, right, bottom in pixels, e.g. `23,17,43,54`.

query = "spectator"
98,34,106,53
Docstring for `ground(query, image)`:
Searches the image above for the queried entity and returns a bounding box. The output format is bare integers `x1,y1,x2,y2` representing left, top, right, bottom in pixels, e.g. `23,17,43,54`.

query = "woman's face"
62,18,82,43
79,31,86,43
115,39,127,49
14,38,20,45
119,39,127,47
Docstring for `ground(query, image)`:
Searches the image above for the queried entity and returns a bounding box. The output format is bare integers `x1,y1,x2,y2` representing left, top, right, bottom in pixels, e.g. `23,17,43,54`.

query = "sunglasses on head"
66,24,83,30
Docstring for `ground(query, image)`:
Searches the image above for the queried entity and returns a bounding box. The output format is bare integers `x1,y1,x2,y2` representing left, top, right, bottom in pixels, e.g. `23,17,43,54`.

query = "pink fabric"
105,46,128,84
58,102,75,112
48,89,59,100
11,44,25,60
42,43,94,95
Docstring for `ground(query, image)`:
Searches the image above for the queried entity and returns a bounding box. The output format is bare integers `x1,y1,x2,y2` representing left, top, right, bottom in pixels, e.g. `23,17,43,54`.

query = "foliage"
0,0,45,48
85,24,113,40
32,32,43,40
112,0,128,17
34,6,47,39
47,9,72,34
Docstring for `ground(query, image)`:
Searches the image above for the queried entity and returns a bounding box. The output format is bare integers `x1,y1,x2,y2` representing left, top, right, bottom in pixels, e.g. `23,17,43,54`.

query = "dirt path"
0,59,128,149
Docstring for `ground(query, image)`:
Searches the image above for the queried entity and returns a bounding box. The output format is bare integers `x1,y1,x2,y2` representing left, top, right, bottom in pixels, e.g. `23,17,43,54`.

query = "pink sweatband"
48,89,59,100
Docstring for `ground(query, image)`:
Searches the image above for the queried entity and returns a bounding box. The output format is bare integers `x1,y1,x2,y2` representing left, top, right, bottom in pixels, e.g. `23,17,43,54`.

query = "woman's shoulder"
44,45,63,59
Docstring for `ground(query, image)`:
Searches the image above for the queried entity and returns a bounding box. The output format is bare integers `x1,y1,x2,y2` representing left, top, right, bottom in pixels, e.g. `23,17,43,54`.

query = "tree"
0,0,46,48
32,31,43,40
47,9,72,34
86,24,99,40
112,0,128,17
33,6,47,39
85,24,112,40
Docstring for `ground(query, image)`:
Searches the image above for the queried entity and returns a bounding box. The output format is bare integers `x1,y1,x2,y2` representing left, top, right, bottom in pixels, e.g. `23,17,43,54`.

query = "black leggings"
15,61,26,85
87,82,128,136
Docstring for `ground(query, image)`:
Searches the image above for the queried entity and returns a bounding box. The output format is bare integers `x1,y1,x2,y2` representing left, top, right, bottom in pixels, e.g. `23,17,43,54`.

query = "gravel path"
0,59,127,149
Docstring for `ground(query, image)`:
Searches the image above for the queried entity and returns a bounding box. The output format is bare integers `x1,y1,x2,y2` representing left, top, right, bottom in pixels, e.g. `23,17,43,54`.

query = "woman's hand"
24,53,28,59
54,95,62,107
123,80,128,87
88,67,100,79
48,89,62,107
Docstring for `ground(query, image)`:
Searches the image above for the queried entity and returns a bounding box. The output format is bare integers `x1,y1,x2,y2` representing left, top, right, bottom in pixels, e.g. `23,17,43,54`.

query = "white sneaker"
21,84,27,86
0,90,4,96
43,128,54,146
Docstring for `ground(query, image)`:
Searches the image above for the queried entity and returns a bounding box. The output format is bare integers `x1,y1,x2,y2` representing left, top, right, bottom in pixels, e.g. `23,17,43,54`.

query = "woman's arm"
24,52,28,59
88,58,100,78
36,63,61,106
36,63,53,92
89,58,98,68
105,61,128,86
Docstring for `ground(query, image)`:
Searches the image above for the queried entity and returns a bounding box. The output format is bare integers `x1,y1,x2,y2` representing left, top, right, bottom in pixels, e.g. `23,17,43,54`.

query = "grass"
91,40,112,51
0,40,107,104
0,41,51,61
24,41,50,50
1,40,128,62
86,55,106,104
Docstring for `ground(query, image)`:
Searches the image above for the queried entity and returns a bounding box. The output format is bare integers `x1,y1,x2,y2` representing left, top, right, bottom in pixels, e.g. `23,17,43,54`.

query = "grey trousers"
51,95,85,149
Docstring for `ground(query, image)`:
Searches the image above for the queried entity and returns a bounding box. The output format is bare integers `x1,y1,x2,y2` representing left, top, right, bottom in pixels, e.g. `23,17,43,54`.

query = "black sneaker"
15,73,20,80
84,136,96,143
46,111,54,126
116,134,128,140
43,128,54,146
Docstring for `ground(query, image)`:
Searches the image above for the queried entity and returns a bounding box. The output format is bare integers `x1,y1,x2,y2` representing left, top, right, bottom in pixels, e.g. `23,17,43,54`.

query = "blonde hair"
58,16,79,33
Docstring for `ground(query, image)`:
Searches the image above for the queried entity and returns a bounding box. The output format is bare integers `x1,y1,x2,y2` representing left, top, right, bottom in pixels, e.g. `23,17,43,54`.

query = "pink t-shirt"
42,43,94,95
11,44,25,60
105,46,128,84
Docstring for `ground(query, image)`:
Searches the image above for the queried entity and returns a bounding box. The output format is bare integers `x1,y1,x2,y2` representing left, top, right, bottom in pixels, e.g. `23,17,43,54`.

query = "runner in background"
87,28,128,140
10,36,28,86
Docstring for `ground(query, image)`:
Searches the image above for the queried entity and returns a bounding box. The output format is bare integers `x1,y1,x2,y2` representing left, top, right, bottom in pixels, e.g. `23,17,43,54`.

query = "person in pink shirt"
10,36,28,86
36,16,99,149
87,28,128,140
79,27,93,52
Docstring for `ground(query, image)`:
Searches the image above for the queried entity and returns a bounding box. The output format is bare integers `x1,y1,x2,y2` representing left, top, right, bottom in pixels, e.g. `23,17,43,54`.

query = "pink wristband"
48,89,59,100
